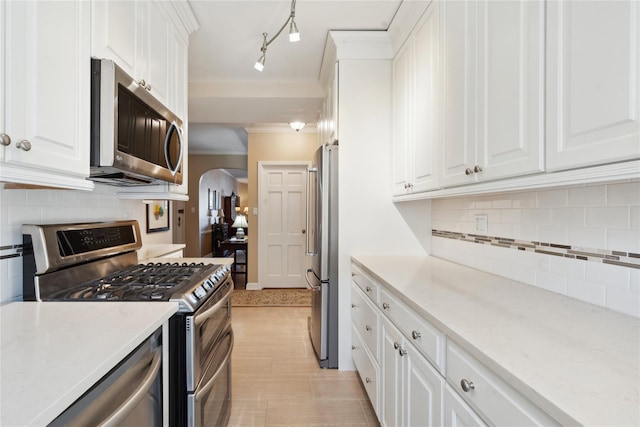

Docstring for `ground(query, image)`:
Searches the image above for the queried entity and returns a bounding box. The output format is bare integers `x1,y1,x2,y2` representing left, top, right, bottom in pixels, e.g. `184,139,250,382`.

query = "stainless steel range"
22,220,233,427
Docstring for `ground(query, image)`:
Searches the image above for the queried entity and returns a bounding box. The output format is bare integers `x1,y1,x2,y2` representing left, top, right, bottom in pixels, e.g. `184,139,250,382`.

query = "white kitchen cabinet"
392,2,440,196
447,340,560,426
546,0,640,171
440,0,544,187
0,0,93,190
92,0,195,200
381,317,444,427
318,63,338,145
92,0,172,108
444,383,488,427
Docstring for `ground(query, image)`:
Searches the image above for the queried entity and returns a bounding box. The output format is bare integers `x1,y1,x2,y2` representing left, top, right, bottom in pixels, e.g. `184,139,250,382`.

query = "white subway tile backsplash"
567,278,606,307
535,269,568,294
586,207,629,228
511,191,537,208
605,286,640,318
431,181,639,318
585,261,629,290
550,207,585,228
568,185,606,207
522,208,551,225
567,227,606,249
607,181,640,206
607,228,640,253
537,188,568,208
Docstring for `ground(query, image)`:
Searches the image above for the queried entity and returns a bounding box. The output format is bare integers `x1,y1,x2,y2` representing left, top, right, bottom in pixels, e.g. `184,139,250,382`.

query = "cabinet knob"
398,347,407,357
0,133,10,146
302,229,306,234
351,303,356,308
365,325,372,332
465,168,473,175
411,330,421,340
351,272,356,277
365,286,371,293
351,345,356,350
393,341,400,350
365,377,371,384
382,302,390,310
146,83,152,91
138,79,147,88
16,140,32,151
474,165,483,173
460,378,475,392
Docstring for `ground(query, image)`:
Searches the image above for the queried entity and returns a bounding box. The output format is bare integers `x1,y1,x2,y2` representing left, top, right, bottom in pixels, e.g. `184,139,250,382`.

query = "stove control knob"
203,279,213,291
193,285,206,299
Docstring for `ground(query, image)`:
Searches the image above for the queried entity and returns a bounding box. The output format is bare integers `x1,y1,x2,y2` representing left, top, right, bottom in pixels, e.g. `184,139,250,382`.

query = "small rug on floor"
231,288,312,307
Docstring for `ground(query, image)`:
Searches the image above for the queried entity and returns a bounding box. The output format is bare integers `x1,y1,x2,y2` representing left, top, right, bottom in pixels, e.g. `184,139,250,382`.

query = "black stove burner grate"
48,262,209,301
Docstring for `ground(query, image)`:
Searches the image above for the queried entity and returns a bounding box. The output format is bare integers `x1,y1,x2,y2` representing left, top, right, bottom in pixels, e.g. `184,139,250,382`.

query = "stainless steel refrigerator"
305,143,339,368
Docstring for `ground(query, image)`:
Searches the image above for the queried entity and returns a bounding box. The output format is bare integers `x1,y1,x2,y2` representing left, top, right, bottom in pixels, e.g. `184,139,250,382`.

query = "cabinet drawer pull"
16,140,32,151
460,378,475,392
398,346,407,357
365,286,371,292
382,302,390,310
465,168,473,175
393,341,400,350
365,325,372,332
351,303,356,308
474,165,483,173
411,330,421,340
351,272,356,276
365,377,371,384
0,134,10,146
351,345,356,350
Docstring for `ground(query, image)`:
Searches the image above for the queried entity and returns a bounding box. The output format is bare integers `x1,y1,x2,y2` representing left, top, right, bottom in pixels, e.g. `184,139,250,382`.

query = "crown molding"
387,0,431,55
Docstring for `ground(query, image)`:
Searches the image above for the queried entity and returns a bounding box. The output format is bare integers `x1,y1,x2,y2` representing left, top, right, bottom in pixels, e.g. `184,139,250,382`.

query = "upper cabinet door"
440,1,478,187
392,37,414,195
476,0,544,180
546,0,640,171
91,0,138,78
2,0,90,178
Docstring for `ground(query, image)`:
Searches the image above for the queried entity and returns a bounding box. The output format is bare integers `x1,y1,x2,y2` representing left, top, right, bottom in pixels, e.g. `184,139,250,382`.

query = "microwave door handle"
100,347,162,427
164,121,183,177
306,167,317,256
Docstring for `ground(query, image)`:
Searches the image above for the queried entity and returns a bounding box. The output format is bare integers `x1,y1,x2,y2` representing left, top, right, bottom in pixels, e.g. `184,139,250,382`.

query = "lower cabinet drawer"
352,324,379,414
379,287,445,373
446,341,559,426
351,284,379,361
352,264,379,303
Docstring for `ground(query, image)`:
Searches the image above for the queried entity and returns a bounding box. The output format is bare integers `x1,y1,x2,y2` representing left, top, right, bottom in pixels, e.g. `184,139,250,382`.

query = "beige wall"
185,154,247,257
247,132,320,284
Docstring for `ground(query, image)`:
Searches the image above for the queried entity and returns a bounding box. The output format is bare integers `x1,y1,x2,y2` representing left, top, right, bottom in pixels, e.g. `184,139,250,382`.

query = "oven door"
185,278,232,391
188,326,233,427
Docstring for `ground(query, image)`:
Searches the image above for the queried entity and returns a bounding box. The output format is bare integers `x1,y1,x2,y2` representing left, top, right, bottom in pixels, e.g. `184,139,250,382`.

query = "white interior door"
258,162,311,288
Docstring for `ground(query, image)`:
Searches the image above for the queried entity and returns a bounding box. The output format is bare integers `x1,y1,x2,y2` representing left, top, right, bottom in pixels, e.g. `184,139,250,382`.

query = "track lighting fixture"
254,0,300,71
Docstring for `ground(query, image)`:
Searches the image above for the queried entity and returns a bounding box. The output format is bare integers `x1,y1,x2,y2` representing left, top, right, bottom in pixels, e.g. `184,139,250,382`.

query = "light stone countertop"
351,254,640,427
137,243,186,262
0,302,178,427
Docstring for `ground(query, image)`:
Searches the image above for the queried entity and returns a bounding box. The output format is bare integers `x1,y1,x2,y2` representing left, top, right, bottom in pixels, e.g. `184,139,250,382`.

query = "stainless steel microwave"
89,58,184,186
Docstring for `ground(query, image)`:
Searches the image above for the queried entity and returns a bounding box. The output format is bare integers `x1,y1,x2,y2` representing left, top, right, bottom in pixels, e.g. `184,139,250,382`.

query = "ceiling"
186,0,402,156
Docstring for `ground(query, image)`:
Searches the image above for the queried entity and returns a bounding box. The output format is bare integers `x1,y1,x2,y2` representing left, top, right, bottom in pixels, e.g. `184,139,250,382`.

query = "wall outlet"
253,207,258,216
475,214,488,234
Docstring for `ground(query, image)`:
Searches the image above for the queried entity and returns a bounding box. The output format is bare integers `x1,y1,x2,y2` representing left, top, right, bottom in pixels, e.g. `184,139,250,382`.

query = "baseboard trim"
246,282,263,290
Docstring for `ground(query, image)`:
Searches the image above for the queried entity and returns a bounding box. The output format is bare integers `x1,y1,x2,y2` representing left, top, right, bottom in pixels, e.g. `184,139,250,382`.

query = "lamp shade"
231,214,248,229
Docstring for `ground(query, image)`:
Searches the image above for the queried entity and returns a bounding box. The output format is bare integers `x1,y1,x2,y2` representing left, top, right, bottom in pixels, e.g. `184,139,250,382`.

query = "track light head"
253,0,300,70
289,20,300,42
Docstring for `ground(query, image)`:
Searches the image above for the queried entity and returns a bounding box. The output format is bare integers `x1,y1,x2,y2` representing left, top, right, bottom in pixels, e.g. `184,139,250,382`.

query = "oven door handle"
194,280,232,327
100,347,162,427
195,330,234,400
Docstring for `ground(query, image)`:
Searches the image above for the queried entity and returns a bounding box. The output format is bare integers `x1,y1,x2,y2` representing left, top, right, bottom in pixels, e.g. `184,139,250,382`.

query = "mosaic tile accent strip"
432,230,640,270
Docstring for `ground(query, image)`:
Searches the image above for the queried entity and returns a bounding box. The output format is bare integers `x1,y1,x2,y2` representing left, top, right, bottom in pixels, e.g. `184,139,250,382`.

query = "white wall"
338,58,432,370
0,186,172,302
430,181,640,318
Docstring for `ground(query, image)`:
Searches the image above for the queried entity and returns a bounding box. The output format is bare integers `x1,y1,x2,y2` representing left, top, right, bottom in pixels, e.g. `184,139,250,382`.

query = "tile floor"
230,306,380,426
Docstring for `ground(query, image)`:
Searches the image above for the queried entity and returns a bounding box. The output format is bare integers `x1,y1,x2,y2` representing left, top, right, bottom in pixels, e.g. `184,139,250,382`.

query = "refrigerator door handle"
305,268,320,291
305,167,318,256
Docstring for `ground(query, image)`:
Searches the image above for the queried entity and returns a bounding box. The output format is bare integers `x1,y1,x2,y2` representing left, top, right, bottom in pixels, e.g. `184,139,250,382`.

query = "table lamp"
231,214,248,239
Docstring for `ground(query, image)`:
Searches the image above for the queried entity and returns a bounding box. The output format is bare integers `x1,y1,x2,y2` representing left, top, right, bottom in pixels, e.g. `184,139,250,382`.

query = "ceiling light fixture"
290,121,306,132
254,0,300,72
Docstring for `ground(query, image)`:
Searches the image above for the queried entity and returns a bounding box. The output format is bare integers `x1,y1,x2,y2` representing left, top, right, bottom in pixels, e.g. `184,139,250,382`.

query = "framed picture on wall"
146,200,170,233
